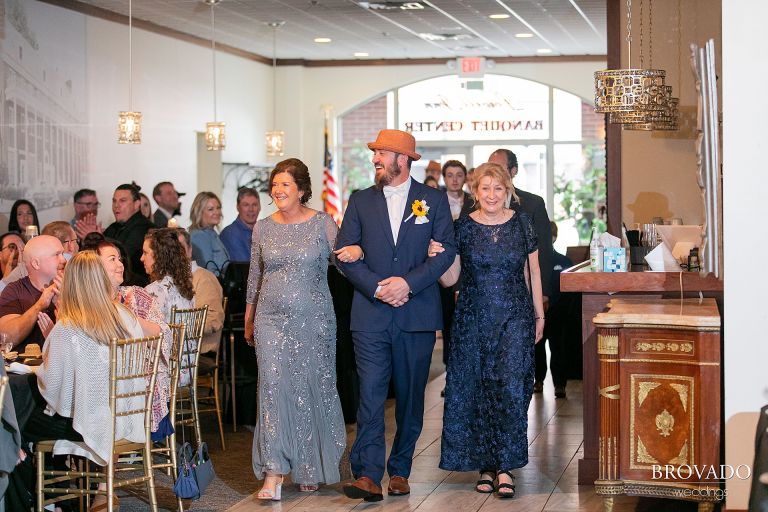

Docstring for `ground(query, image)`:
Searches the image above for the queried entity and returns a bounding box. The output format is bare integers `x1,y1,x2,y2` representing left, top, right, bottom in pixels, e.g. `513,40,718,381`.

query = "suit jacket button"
393,257,398,262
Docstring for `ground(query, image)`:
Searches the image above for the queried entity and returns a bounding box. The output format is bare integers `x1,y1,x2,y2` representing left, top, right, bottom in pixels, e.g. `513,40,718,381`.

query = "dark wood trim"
278,54,606,67
38,0,272,65
606,0,622,236
37,0,606,69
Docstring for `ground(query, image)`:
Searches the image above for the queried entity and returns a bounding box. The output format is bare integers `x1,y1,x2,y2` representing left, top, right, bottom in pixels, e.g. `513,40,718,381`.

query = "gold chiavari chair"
171,305,208,450
148,323,185,512
195,297,227,450
35,333,163,512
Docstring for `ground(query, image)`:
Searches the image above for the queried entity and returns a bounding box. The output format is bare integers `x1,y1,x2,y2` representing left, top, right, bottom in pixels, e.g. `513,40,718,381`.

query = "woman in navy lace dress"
431,162,545,499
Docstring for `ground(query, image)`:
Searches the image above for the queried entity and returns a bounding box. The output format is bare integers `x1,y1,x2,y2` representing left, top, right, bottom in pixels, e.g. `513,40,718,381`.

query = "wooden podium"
592,298,721,512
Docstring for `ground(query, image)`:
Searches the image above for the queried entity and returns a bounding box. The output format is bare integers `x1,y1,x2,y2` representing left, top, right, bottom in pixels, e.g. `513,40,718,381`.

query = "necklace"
476,209,509,243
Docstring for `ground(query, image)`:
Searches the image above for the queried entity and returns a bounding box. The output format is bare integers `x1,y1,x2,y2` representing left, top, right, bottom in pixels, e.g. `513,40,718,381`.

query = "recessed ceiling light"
488,13,510,19
314,37,332,43
354,52,369,57
515,33,533,38
537,48,552,54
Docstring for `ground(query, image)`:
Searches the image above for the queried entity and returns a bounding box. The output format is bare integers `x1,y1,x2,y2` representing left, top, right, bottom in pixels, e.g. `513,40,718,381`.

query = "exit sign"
458,57,485,77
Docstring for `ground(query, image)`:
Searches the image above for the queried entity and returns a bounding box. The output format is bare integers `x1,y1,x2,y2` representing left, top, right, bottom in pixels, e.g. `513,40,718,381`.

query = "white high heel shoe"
257,475,283,501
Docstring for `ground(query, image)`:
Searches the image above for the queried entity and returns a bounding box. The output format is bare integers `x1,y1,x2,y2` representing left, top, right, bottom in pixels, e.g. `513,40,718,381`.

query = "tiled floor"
227,373,653,512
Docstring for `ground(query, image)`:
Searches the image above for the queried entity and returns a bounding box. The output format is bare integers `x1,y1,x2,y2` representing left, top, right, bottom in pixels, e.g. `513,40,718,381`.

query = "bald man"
0,235,65,352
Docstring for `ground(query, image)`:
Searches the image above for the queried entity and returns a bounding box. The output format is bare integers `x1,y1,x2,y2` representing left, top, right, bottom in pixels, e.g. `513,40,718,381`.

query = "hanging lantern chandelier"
118,0,141,144
594,0,668,117
204,0,226,151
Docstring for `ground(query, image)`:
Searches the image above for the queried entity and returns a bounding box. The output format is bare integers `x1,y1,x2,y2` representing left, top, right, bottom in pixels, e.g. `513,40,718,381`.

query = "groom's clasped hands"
375,276,410,307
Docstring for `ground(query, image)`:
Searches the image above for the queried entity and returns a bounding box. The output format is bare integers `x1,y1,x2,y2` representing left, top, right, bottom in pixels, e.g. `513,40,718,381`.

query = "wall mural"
0,0,88,220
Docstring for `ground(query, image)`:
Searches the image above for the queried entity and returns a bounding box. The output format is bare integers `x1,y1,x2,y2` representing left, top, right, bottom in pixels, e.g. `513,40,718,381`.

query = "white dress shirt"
383,178,411,243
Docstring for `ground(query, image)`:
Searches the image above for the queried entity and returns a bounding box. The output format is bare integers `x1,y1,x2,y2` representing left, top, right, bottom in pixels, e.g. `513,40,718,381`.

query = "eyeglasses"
0,243,18,252
75,201,100,208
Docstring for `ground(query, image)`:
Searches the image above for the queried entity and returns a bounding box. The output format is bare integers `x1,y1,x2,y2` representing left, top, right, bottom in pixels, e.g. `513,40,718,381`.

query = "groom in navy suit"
336,129,456,502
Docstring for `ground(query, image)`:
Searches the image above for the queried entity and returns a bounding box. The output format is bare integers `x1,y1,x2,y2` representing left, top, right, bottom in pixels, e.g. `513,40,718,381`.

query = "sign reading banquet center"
397,74,549,142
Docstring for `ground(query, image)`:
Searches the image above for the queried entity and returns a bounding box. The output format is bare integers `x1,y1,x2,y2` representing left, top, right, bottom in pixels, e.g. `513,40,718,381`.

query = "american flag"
322,112,342,225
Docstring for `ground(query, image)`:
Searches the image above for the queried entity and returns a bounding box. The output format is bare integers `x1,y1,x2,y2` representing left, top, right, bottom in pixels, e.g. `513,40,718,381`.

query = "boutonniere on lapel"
404,199,430,224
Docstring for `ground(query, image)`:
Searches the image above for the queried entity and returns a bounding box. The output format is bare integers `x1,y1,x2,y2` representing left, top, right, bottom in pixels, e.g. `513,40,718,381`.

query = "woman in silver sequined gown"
244,159,346,497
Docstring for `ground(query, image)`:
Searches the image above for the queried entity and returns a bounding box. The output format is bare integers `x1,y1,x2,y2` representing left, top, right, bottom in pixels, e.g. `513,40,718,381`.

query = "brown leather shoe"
387,475,410,496
343,477,383,502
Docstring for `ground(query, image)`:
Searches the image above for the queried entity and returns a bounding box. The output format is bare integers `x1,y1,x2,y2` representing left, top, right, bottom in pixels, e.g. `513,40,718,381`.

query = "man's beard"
374,161,402,190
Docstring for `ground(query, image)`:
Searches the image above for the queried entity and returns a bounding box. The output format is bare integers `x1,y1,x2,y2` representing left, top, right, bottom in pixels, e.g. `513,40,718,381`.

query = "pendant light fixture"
594,0,667,116
265,21,285,157
118,0,141,144
612,0,678,131
205,0,226,151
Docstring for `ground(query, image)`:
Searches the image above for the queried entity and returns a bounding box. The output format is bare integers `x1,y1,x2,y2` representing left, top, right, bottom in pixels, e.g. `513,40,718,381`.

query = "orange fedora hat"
367,129,421,160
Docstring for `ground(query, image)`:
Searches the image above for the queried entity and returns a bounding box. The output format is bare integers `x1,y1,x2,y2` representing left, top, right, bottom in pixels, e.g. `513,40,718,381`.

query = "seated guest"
0,235,64,352
152,181,184,228
104,183,154,286
189,192,229,277
7,199,40,236
42,221,80,262
139,193,153,220
34,251,151,469
0,221,79,296
141,228,194,322
176,228,224,358
219,187,260,262
0,232,24,281
81,234,171,437
72,188,103,240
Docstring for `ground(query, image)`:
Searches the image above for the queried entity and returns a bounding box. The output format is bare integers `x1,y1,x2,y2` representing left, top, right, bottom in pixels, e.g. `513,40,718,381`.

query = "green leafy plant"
553,144,606,243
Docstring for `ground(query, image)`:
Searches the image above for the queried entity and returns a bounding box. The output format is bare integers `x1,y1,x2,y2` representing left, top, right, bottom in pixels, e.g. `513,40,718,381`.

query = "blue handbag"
193,442,215,494
173,442,200,500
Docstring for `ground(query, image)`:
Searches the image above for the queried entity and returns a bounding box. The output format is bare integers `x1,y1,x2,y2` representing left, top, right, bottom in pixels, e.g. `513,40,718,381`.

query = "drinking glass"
25,225,39,241
1,333,13,360
642,223,658,247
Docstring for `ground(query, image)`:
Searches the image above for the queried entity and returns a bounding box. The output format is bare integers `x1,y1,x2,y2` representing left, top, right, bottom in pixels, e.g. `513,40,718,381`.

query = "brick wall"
340,95,387,145
581,100,606,140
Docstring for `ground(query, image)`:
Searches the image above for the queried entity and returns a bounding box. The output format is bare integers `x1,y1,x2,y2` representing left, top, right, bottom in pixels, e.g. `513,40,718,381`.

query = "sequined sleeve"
323,213,339,265
245,220,263,305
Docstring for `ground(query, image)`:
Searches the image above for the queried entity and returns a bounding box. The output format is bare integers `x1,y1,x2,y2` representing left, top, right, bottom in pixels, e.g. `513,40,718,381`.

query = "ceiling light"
536,48,552,54
515,33,533,38
204,0,225,151
488,14,510,19
354,52,369,57
314,37,332,43
117,0,141,144
267,22,285,157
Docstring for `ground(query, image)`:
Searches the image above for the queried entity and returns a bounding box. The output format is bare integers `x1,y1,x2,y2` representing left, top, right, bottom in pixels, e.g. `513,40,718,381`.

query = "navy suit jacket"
510,188,553,297
335,178,457,333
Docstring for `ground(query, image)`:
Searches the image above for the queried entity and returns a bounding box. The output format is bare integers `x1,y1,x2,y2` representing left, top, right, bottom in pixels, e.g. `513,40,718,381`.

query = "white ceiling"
72,0,606,61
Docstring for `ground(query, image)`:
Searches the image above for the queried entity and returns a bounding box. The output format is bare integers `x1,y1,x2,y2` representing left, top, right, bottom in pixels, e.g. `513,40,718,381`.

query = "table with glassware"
560,262,723,485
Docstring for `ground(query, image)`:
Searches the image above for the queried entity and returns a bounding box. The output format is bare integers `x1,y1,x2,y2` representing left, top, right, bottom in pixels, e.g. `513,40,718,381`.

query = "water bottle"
589,225,601,271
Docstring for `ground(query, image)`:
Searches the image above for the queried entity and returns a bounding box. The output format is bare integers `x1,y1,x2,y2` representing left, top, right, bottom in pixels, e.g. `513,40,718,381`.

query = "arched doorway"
337,73,606,250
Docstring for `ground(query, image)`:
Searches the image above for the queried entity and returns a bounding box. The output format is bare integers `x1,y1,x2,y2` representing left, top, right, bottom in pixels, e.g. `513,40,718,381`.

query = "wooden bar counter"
560,262,723,486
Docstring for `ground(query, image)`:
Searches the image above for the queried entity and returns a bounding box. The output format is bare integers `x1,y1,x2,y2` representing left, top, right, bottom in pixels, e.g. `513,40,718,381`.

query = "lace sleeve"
323,212,339,264
245,221,263,305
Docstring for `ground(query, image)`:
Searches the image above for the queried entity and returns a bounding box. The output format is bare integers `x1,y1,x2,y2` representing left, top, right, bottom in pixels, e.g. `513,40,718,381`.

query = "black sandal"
475,469,495,493
495,470,515,499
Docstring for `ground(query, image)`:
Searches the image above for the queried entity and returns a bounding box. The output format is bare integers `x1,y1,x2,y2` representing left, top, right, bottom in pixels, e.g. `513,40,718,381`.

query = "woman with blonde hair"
430,161,544,499
188,191,230,277
34,251,148,464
